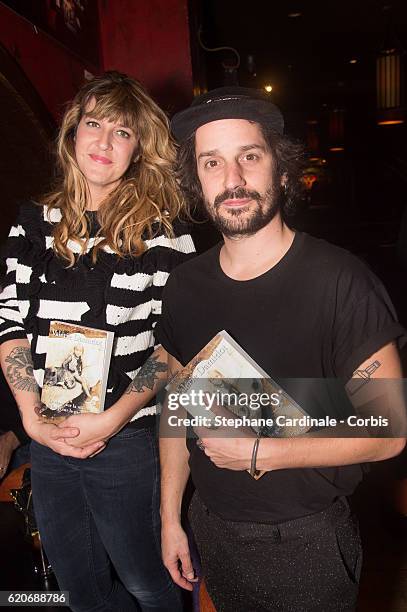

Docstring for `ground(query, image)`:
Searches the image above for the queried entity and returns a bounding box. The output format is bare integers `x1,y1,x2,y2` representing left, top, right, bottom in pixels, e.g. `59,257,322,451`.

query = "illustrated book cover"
40,321,114,421
165,330,311,478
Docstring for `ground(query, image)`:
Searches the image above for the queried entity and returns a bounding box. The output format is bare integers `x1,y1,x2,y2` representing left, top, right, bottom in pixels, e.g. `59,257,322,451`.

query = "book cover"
40,321,114,421
166,331,311,479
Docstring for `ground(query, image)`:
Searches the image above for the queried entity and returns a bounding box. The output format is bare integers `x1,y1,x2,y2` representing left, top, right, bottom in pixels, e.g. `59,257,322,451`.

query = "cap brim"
171,97,284,142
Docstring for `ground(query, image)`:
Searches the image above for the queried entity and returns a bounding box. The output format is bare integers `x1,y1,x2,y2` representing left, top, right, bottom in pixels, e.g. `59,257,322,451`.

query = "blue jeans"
30,427,182,612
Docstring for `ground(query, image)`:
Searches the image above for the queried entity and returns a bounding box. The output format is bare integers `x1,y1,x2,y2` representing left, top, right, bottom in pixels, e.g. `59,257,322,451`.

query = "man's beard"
204,183,281,239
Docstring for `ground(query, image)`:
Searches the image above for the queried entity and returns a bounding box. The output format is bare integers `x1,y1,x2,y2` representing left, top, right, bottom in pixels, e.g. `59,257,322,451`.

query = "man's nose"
224,161,246,190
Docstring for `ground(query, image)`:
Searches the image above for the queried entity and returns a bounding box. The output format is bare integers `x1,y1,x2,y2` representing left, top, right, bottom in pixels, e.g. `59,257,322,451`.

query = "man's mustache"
214,188,261,210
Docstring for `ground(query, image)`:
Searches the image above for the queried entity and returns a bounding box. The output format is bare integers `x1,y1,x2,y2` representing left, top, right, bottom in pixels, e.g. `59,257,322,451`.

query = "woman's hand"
24,415,106,458
0,340,103,458
61,410,121,448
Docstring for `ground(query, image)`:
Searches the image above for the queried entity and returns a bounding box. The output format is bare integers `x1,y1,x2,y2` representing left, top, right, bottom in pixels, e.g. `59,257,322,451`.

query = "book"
165,331,311,479
39,321,114,421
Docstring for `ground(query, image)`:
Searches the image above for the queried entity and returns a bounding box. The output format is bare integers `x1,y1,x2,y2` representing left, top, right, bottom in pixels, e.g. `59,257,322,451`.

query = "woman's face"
74,98,138,208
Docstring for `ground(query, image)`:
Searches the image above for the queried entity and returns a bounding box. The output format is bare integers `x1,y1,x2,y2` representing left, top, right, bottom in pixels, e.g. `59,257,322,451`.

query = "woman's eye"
86,120,99,128
116,130,131,139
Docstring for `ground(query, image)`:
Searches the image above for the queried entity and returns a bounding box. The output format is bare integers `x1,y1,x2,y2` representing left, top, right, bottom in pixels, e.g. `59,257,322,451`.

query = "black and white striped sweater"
0,202,195,422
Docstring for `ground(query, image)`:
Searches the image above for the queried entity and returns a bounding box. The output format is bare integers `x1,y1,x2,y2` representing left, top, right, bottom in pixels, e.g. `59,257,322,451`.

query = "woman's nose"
97,128,113,151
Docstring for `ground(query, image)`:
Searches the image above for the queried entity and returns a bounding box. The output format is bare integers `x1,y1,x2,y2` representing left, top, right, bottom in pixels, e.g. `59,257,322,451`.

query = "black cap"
171,86,284,142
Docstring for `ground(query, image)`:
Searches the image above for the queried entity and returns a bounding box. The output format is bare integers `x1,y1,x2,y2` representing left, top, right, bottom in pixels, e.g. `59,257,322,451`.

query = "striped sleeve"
0,220,28,344
116,224,195,420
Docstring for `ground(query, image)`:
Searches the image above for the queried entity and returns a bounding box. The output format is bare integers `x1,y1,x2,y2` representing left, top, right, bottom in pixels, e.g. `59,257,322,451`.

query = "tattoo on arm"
347,360,381,396
5,347,38,393
126,355,168,394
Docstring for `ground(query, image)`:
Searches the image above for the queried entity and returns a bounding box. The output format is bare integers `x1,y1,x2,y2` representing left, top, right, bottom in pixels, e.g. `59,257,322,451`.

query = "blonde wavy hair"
42,71,184,265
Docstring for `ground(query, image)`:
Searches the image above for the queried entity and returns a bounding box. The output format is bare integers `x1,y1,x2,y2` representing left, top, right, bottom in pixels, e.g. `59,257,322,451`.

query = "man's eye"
243,153,258,161
116,129,131,139
205,159,218,169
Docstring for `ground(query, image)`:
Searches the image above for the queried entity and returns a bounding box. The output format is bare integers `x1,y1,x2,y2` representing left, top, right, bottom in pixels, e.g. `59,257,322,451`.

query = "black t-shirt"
156,232,405,523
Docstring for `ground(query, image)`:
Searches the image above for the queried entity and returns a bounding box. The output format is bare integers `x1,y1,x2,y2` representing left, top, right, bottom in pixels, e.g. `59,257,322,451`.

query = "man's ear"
281,173,288,190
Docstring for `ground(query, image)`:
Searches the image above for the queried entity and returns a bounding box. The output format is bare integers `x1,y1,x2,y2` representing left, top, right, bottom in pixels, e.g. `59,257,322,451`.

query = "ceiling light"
377,119,404,125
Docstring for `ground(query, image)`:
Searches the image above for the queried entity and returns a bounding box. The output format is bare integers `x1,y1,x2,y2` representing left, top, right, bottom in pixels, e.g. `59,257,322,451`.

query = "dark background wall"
0,0,195,121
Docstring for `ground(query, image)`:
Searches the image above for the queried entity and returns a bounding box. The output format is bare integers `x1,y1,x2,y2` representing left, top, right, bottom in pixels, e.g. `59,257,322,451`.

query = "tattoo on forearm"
126,355,168,394
5,347,38,393
347,360,381,396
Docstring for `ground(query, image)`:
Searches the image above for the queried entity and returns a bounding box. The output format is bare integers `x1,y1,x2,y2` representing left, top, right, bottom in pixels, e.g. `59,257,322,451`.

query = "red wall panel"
0,0,195,121
98,0,194,113
0,3,91,122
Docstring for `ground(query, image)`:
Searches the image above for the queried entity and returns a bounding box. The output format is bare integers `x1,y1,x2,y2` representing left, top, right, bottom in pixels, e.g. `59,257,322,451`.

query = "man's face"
195,119,282,237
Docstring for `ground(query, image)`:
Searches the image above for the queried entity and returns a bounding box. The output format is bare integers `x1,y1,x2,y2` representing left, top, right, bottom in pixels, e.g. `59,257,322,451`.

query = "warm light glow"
349,59,357,64
377,52,401,109
329,147,345,152
308,157,328,166
264,84,273,93
302,175,317,190
377,119,405,125
288,12,302,18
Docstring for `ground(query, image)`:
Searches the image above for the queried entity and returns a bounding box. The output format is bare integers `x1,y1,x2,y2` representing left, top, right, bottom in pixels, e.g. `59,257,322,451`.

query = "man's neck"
219,215,295,281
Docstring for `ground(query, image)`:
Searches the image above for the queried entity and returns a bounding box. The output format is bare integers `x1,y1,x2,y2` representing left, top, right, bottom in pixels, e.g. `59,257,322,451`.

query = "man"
155,87,406,611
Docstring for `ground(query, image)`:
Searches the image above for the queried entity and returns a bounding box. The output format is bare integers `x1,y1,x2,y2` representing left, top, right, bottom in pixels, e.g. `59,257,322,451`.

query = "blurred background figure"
0,369,30,479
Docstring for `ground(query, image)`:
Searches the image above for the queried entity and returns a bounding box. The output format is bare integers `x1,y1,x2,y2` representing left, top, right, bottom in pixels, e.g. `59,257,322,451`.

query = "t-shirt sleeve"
149,220,195,347
154,270,184,363
332,255,406,379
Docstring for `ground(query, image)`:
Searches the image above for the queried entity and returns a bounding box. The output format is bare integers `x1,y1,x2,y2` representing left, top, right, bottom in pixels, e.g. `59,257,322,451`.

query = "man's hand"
194,409,257,471
61,411,120,448
24,417,105,459
0,431,20,478
197,435,255,471
161,520,198,591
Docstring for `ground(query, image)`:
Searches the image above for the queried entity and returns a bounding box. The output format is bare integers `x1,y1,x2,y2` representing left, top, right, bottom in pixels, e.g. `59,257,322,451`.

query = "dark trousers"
31,428,182,612
189,493,362,612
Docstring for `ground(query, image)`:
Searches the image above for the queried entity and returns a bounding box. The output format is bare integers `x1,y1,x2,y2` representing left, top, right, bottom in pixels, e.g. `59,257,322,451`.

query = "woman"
62,345,91,398
0,71,194,611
